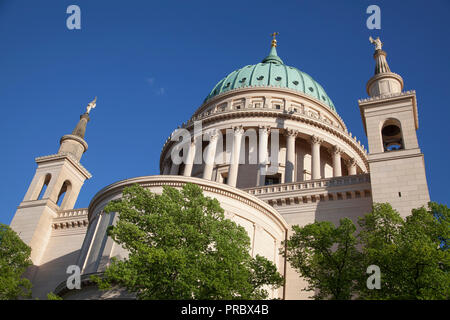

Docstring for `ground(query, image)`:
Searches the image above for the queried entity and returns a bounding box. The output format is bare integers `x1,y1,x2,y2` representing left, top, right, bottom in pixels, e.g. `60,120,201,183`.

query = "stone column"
346,158,357,176
228,126,244,187
331,146,342,177
258,125,270,186
202,130,220,180
310,135,323,180
183,137,197,177
285,129,297,183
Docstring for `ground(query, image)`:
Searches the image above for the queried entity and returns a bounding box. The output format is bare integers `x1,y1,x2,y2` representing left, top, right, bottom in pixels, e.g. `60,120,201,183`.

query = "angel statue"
369,36,383,51
86,97,97,114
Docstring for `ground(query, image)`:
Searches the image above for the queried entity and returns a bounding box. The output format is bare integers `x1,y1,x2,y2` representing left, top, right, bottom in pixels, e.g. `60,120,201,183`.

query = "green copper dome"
204,46,336,112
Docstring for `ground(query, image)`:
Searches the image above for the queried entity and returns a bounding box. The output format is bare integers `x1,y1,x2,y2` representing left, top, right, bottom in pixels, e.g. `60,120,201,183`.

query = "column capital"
258,125,271,134
232,125,245,135
310,135,323,145
345,157,357,167
192,133,202,143
204,129,220,141
331,145,343,155
285,128,298,137
345,158,357,175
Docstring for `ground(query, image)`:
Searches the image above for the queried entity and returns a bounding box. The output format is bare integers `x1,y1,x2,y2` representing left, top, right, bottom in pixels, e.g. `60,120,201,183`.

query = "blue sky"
0,0,449,224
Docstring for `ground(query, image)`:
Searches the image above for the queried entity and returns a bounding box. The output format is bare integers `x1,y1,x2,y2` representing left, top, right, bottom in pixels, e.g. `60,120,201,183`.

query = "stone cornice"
245,174,372,207
366,72,404,95
35,153,92,179
368,148,423,163
194,86,343,123
87,175,289,232
60,134,88,152
358,90,416,104
52,208,89,230
358,90,419,133
245,174,370,194
192,87,346,131
17,198,60,212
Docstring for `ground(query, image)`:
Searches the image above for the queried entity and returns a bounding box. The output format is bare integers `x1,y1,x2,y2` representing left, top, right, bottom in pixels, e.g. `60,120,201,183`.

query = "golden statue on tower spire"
270,32,279,47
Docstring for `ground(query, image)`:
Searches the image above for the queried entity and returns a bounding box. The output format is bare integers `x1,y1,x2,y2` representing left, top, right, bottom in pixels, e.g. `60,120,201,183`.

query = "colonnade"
164,126,359,187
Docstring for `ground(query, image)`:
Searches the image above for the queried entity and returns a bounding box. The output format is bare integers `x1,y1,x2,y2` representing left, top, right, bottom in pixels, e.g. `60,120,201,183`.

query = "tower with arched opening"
10,106,93,267
359,38,430,217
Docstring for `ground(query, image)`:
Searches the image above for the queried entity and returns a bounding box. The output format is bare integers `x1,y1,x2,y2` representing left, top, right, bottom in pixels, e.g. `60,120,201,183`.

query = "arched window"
381,119,404,152
37,174,51,200
57,180,72,208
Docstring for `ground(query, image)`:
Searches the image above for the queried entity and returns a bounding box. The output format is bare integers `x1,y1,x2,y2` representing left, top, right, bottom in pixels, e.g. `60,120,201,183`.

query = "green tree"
93,183,283,299
358,203,449,300
283,202,449,300
46,292,63,300
282,218,363,299
0,224,32,299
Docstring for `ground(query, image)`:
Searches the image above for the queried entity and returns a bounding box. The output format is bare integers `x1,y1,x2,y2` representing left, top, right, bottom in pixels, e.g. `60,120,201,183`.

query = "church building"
9,36,430,299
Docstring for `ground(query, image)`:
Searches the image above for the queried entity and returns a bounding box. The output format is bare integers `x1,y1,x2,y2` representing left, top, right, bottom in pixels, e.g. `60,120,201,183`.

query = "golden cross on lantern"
270,32,279,47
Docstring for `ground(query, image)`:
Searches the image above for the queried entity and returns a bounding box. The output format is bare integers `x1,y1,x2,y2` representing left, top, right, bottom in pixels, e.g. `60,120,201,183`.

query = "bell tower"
359,38,430,217
10,99,95,265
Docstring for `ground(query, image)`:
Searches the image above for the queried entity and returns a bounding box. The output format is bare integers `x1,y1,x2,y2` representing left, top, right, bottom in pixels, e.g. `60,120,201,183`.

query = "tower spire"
10,100,93,265
71,113,90,139
262,32,284,64
366,37,403,97
58,98,97,161
369,36,391,74
270,32,279,47
71,97,96,139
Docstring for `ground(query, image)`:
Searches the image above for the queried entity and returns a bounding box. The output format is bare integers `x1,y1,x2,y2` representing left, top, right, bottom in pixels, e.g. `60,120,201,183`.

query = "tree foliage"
283,202,449,300
358,203,449,299
283,218,363,299
0,224,32,300
93,183,283,299
46,292,63,300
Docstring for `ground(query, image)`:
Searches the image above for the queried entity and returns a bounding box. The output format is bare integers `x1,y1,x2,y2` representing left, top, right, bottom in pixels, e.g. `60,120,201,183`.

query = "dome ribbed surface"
204,47,336,111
